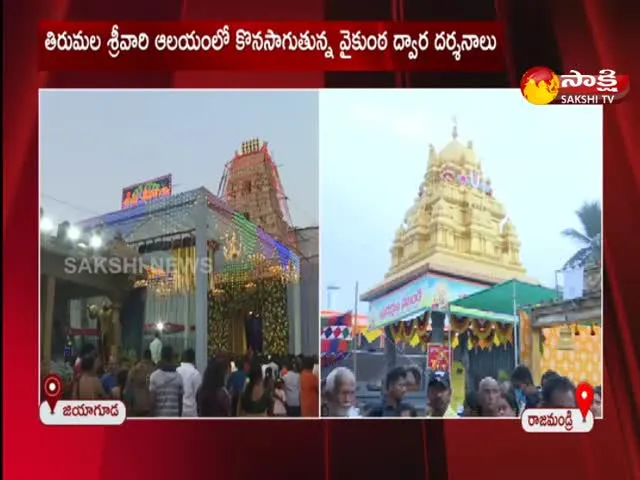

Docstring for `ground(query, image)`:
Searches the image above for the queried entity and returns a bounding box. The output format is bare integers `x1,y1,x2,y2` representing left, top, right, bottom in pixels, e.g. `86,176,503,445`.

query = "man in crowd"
300,355,319,417
591,385,602,418
426,371,457,417
74,344,99,377
541,375,576,408
227,357,250,417
510,365,540,414
324,367,358,417
176,348,201,417
101,355,120,396
283,358,301,417
149,345,183,417
126,349,155,416
368,367,416,417
150,331,163,365
265,355,279,379
478,377,501,417
540,369,559,388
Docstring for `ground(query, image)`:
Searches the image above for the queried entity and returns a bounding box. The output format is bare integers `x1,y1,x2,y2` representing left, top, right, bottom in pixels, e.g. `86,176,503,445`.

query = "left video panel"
39,90,320,421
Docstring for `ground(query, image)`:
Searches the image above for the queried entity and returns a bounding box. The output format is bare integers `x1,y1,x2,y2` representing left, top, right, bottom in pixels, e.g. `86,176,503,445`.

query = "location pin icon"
576,382,594,422
43,373,63,414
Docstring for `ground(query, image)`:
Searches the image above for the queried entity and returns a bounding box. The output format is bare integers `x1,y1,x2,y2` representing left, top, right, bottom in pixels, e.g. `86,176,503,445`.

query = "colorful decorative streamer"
387,315,514,351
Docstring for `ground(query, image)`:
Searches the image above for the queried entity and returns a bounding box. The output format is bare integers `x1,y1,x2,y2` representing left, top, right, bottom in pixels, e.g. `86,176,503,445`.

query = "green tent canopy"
448,279,559,322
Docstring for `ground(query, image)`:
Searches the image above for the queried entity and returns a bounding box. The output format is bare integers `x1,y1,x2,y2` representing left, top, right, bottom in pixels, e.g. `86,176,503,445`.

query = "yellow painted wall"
539,325,602,386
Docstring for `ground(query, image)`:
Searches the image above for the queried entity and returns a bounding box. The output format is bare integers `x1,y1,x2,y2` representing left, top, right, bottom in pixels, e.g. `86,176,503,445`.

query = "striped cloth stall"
321,311,353,367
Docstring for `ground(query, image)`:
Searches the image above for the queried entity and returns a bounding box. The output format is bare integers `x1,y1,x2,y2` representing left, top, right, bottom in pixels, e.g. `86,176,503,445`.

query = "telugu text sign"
122,174,172,209
368,275,486,328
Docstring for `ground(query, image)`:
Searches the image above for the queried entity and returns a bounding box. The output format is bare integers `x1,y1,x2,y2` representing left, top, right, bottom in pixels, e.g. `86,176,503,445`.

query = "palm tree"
561,201,601,269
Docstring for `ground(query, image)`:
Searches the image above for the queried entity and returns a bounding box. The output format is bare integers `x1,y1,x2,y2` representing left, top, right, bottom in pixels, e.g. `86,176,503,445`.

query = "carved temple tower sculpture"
388,121,526,282
219,139,296,247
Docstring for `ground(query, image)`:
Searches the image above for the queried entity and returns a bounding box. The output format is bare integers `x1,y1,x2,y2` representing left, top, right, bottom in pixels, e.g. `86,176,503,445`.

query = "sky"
320,89,602,313
40,90,319,228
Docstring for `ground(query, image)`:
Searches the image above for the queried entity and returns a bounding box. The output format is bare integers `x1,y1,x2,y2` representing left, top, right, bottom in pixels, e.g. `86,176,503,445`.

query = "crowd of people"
67,333,320,418
322,364,603,418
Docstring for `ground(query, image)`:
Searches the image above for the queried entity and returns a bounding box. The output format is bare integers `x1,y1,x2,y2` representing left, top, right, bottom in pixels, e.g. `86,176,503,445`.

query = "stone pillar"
42,275,56,361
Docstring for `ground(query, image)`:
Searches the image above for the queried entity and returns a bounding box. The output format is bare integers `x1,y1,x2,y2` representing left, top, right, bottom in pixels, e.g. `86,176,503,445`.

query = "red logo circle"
43,373,62,399
520,66,560,105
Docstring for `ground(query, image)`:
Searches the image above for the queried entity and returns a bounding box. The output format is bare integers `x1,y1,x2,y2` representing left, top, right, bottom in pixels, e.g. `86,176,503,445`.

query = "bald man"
478,377,501,417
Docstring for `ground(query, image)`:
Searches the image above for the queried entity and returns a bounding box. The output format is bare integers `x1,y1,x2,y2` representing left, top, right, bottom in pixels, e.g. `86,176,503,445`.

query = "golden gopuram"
360,121,538,396
388,122,528,284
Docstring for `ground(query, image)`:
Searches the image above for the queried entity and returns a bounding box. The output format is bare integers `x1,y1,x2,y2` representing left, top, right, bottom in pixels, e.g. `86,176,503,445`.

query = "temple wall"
539,324,602,386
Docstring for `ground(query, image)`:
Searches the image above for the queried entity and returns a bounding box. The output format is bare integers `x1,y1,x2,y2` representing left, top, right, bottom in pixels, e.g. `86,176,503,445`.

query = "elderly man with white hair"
324,367,359,417
478,377,501,417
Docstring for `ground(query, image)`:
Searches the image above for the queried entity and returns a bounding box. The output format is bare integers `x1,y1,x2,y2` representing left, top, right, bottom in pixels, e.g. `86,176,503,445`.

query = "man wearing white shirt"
150,331,162,365
283,358,301,417
176,348,202,417
266,356,279,378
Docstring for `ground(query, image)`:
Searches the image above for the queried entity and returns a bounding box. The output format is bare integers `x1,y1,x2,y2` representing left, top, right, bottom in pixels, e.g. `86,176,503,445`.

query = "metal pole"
447,312,452,374
353,282,359,381
327,285,340,311
194,195,208,375
512,281,519,368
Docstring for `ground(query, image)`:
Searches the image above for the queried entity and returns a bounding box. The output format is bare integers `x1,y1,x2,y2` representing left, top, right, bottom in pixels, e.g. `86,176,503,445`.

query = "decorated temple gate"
77,186,301,371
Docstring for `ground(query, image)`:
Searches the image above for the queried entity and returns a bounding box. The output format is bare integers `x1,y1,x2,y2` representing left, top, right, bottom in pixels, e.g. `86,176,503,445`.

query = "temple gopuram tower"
388,122,527,283
219,139,296,247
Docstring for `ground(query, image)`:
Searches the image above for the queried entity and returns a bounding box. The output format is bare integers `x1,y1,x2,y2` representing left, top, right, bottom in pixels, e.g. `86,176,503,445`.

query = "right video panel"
319,89,602,419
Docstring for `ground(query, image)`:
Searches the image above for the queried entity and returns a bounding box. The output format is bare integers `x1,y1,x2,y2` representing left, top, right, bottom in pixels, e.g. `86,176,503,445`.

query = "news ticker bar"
39,21,504,72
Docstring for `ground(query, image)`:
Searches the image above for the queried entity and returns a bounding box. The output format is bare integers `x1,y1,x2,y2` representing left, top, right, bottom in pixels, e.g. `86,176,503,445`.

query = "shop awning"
448,279,559,322
448,305,518,323
371,306,431,330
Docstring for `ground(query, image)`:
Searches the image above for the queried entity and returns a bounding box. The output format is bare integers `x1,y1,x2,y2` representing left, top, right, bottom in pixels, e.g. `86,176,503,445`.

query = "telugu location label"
521,408,594,433
520,67,630,106
40,400,127,425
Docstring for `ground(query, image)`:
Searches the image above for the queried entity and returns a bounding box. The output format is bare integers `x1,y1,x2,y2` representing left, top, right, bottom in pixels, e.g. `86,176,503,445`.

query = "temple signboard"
368,274,487,329
121,174,172,209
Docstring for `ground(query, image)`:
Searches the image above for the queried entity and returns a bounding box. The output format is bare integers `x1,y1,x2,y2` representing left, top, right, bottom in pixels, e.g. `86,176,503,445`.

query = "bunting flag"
322,325,352,341
363,328,382,343
327,312,353,327
321,311,354,359
321,339,350,353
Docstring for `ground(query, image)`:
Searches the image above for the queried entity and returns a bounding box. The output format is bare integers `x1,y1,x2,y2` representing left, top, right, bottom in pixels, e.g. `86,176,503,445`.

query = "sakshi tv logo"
520,66,630,105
